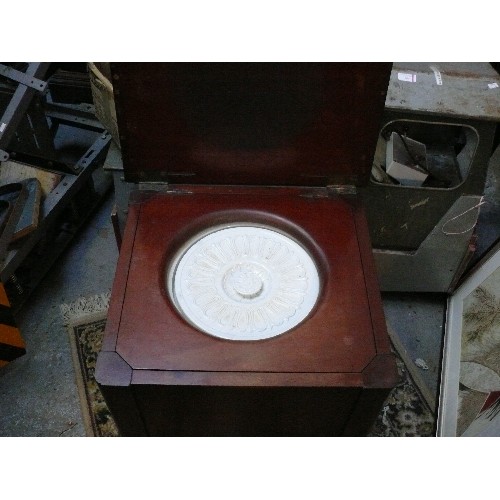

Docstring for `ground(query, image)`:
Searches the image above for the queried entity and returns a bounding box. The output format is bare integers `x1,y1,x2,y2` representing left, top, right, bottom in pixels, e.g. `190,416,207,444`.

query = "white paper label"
398,72,416,83
0,122,6,133
430,65,443,85
488,82,499,89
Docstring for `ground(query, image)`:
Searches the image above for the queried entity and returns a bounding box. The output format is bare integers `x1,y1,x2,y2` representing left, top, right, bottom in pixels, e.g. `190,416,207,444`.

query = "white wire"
441,196,487,235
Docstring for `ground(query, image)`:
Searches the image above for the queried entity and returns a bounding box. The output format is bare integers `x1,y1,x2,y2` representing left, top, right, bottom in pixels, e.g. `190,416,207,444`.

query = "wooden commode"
96,63,399,436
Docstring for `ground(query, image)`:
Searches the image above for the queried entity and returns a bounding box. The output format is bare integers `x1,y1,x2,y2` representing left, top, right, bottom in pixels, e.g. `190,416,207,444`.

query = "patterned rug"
62,294,119,437
62,294,435,437
368,356,436,437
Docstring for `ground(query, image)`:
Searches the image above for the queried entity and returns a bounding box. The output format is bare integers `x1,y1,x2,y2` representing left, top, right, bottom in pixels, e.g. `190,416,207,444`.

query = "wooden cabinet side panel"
130,385,367,437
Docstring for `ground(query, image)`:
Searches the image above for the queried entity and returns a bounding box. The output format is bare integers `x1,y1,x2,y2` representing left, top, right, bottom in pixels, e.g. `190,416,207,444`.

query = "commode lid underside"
111,63,391,186
167,224,320,341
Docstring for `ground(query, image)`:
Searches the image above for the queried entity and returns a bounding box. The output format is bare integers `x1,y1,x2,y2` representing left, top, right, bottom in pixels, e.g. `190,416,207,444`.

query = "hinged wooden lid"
111,63,391,186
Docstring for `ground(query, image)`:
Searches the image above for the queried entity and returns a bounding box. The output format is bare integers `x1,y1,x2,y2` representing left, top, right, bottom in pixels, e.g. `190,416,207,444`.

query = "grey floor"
0,190,117,437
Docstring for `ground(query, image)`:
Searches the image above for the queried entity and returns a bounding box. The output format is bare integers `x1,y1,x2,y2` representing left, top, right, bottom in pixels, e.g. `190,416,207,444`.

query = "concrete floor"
0,191,117,436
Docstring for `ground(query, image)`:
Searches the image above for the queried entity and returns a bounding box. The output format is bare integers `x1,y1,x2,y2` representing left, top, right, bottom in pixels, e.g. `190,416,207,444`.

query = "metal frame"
0,62,114,310
1,131,112,283
0,63,51,161
44,102,104,132
0,64,48,93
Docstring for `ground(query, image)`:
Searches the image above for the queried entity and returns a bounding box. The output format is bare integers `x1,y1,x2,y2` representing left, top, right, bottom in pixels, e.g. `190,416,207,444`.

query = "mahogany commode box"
95,63,399,436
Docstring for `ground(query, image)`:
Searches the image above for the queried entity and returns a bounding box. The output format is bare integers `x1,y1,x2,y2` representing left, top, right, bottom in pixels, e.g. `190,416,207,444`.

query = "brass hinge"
138,182,170,192
138,182,193,196
326,184,357,195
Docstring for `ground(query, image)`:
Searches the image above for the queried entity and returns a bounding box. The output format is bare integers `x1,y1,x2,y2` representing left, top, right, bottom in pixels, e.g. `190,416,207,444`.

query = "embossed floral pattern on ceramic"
168,225,320,340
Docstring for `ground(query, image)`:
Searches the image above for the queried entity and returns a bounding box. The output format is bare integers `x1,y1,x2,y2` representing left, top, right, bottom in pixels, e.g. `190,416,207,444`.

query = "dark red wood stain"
117,189,376,374
96,63,398,436
111,63,391,186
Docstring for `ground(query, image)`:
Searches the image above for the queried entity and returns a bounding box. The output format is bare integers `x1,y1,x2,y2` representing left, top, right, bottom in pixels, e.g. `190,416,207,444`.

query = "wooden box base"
96,185,398,436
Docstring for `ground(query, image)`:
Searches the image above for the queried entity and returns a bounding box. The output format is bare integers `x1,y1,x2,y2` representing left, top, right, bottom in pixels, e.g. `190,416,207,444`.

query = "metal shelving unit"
0,63,113,310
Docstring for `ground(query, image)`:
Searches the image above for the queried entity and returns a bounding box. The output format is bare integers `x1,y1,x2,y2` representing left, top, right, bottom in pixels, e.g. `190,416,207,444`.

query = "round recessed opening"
166,224,320,341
